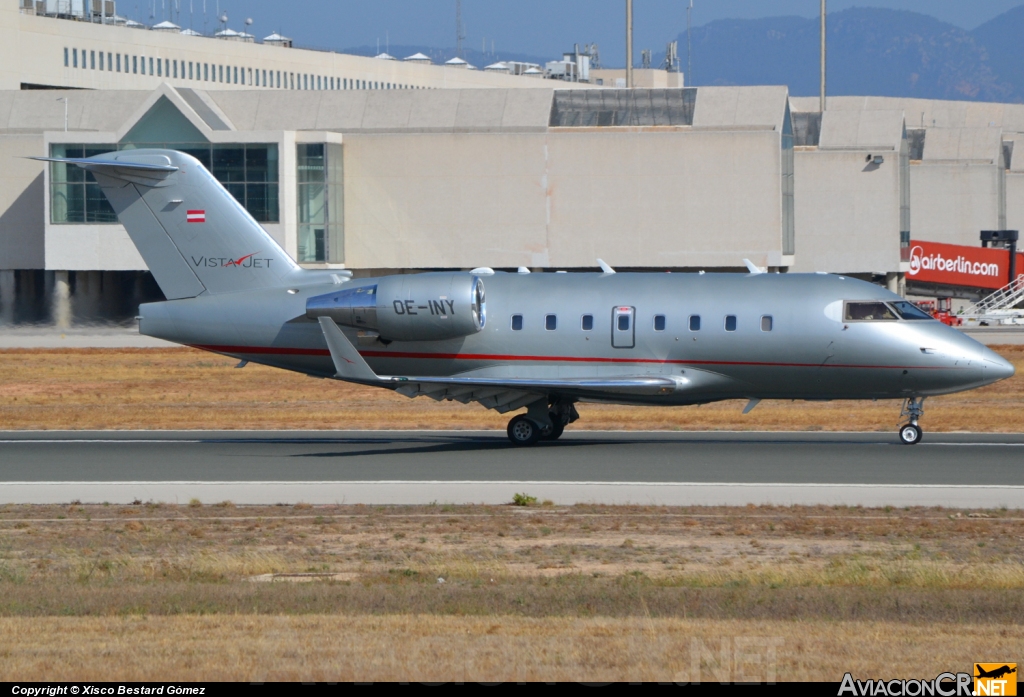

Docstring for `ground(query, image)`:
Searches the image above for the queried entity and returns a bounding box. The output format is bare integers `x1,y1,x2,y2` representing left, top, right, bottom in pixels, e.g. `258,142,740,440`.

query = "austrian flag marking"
186,209,206,223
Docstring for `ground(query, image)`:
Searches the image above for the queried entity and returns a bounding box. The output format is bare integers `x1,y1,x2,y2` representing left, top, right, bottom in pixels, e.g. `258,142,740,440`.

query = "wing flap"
317,316,682,411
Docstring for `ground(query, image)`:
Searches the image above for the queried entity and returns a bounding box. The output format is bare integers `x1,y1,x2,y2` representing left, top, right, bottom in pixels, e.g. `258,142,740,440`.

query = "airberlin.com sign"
907,240,1023,290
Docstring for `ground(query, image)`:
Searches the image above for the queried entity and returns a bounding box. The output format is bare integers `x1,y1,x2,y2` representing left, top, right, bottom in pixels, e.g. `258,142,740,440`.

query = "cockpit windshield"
844,302,898,321
889,301,934,320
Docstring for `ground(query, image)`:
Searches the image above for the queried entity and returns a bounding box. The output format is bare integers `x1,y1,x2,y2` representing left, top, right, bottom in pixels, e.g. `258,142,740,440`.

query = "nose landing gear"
898,397,925,445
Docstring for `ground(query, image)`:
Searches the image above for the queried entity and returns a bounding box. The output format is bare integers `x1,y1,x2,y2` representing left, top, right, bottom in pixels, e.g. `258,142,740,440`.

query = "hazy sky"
145,1,1024,64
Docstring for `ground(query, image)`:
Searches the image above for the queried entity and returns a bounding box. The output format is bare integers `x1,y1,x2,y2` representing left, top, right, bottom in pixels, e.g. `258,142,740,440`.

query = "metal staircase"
962,276,1024,324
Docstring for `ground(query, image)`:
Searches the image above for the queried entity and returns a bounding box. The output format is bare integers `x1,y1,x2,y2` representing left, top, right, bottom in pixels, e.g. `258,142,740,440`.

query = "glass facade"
296,143,344,263
49,144,119,223
51,143,279,224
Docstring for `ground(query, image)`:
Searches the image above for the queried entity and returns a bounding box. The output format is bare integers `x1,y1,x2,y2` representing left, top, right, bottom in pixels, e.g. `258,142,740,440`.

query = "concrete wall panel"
793,149,902,273
0,135,46,269
1005,173,1024,234
910,165,1002,245
341,128,786,270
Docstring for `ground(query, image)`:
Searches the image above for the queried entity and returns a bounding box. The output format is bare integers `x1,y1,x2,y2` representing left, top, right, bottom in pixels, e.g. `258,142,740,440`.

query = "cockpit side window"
890,301,934,320
844,302,899,321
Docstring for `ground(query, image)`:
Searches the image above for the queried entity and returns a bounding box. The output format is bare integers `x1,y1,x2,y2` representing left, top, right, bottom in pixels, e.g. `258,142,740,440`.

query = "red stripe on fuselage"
186,344,955,371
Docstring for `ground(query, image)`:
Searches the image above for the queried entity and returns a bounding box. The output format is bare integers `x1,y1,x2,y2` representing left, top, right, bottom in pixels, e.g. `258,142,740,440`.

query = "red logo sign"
907,240,1022,290
186,210,205,223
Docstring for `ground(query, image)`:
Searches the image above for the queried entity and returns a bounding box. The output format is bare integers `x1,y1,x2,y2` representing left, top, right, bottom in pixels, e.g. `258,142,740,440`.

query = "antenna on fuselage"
597,259,616,274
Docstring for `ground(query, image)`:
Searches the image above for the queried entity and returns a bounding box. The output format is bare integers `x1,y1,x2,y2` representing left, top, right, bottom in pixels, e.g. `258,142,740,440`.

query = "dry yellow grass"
1,345,1022,431
0,615,1019,682
2,504,1021,681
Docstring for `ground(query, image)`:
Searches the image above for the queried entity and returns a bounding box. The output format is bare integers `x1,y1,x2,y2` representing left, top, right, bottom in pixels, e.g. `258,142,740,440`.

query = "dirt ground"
0,345,1022,431
0,503,1021,681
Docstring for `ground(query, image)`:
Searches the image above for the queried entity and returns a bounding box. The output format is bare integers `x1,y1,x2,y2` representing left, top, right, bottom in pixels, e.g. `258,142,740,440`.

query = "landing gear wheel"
541,412,566,441
899,423,923,445
507,415,541,446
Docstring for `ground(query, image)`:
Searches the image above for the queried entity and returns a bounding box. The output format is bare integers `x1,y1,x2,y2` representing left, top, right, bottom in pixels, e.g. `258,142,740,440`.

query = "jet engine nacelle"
306,272,486,342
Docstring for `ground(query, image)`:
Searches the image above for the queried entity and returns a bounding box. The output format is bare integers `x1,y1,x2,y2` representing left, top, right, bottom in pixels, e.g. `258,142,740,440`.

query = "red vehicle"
914,298,962,326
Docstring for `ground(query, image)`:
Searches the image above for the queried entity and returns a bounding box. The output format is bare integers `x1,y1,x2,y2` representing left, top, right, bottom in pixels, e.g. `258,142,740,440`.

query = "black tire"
542,412,566,441
507,415,541,446
898,423,923,445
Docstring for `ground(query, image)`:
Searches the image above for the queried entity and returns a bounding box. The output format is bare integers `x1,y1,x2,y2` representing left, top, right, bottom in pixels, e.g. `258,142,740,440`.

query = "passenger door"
611,306,635,348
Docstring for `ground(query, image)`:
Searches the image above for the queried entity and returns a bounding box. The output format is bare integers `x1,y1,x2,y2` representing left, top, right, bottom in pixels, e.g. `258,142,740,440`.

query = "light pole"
687,0,693,86
56,97,67,131
625,0,633,88
820,0,826,112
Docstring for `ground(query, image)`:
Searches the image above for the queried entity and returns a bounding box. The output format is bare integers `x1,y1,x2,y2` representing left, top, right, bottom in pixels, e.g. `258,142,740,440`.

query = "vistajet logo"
191,253,274,269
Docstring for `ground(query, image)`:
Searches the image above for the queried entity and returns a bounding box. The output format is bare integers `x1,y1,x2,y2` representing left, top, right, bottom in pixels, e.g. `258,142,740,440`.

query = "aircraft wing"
318,317,679,413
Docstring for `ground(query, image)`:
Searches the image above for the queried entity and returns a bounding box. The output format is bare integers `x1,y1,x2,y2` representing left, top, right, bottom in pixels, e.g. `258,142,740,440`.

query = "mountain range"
679,5,1024,102
342,5,1024,104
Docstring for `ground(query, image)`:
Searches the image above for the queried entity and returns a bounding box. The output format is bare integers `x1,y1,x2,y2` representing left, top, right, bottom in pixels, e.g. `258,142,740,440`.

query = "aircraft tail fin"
34,150,300,300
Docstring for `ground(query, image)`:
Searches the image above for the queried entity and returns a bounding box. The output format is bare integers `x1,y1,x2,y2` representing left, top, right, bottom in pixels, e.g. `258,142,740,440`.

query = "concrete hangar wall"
6,84,795,273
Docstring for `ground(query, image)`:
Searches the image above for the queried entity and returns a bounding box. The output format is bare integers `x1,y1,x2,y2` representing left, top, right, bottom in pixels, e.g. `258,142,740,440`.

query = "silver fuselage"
140,271,1014,406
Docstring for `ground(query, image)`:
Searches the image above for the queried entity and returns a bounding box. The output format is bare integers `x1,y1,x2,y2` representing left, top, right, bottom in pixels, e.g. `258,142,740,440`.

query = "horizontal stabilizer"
30,156,178,172
30,156,179,188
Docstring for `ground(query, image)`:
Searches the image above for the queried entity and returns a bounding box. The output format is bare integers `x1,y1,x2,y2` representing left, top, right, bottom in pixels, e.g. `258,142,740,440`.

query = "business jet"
36,150,1015,446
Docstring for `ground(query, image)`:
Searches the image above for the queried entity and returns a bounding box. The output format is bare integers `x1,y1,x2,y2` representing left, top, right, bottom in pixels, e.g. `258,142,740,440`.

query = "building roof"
205,87,557,133
818,109,905,150
920,127,1004,164
374,53,397,61
404,53,431,63
151,20,181,32
0,85,794,137
691,85,790,131
791,95,1024,135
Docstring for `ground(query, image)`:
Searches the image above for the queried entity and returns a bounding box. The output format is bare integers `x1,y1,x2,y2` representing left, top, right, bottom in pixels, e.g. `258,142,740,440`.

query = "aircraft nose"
982,351,1015,382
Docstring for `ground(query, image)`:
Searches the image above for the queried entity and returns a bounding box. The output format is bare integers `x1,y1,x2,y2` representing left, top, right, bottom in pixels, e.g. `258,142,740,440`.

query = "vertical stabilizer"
36,149,300,299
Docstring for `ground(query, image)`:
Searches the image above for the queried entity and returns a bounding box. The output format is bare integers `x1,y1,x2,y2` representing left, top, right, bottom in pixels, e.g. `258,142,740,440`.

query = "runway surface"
2,430,1022,507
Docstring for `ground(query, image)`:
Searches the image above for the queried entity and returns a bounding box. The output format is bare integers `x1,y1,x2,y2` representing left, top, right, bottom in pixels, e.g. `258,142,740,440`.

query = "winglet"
597,259,616,274
317,317,383,383
743,259,765,275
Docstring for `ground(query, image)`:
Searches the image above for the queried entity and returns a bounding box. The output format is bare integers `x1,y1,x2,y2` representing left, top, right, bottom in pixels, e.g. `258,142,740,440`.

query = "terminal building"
1,0,1023,326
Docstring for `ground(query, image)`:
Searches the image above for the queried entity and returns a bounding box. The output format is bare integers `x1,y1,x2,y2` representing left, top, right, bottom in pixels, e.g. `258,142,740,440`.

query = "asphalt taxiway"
1,430,1021,507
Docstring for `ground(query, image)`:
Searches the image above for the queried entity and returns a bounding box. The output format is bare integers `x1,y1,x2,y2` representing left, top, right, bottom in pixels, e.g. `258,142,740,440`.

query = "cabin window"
581,314,593,331
761,315,773,332
844,302,898,321
511,314,523,331
890,301,933,320
689,315,701,331
654,315,666,331
725,315,737,332
617,314,631,331
545,314,557,330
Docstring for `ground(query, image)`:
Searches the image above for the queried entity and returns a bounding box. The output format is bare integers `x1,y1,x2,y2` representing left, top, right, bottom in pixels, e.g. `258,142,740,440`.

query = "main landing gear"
506,400,579,446
898,397,925,445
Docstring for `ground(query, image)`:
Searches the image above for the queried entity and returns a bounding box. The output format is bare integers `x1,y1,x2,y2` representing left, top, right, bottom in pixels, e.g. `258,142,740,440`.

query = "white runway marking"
3,481,1022,508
